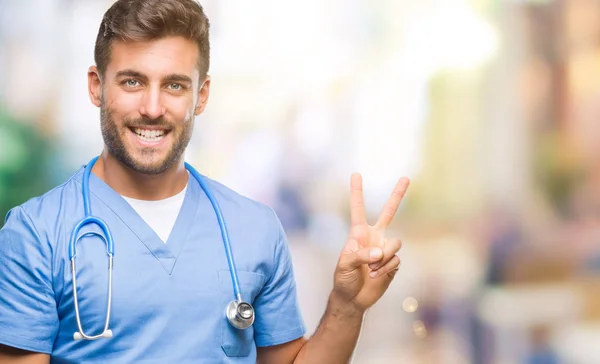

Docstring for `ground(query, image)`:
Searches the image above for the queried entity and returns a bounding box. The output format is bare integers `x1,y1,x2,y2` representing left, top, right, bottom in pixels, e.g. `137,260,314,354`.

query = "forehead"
106,36,200,79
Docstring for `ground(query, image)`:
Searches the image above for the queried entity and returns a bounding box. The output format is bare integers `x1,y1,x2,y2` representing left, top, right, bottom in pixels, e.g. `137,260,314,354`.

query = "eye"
124,79,139,88
168,83,183,91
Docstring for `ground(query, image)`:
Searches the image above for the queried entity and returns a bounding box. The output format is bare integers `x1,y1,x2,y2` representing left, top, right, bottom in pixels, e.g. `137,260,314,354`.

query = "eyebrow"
163,73,193,85
115,69,147,80
115,69,193,84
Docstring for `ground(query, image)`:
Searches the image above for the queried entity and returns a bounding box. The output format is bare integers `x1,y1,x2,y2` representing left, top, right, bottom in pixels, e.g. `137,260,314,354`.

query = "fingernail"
369,270,378,278
370,248,382,259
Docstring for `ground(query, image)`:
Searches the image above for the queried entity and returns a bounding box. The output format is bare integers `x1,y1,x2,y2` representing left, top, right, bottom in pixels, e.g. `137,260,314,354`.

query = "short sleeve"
252,212,306,347
0,207,58,353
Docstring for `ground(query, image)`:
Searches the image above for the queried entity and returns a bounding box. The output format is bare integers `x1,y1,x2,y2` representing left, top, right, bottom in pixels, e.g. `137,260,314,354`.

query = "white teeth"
133,128,166,143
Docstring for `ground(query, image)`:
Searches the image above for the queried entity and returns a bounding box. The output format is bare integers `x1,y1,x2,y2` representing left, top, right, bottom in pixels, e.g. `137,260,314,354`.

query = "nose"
139,88,166,120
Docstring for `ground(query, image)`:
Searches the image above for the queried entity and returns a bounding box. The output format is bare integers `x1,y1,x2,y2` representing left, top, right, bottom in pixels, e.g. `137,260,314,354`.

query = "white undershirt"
122,184,187,243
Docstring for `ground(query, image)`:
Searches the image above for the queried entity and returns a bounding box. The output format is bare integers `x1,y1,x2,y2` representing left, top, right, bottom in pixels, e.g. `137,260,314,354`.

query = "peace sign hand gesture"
332,173,410,313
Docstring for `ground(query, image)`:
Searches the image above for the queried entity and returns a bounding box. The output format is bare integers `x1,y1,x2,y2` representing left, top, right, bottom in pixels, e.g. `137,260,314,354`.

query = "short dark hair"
94,0,210,78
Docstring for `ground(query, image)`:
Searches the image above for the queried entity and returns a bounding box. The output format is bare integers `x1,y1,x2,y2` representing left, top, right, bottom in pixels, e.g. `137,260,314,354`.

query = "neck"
91,150,188,200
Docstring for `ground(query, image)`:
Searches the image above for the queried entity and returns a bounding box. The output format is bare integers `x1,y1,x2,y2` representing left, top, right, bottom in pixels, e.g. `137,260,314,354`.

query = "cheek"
183,108,195,121
167,96,195,122
105,92,142,123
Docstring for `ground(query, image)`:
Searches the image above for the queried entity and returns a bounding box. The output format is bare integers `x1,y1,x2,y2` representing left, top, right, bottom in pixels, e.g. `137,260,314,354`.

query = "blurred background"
1,0,600,362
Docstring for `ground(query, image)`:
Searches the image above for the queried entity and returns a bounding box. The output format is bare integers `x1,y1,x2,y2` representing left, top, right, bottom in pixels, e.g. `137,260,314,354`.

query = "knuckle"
352,226,368,239
386,268,399,278
384,240,402,254
393,239,403,249
385,255,400,268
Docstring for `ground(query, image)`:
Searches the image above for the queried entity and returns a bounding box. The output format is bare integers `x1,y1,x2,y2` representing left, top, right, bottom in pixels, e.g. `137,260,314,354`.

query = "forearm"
293,292,365,364
0,345,49,364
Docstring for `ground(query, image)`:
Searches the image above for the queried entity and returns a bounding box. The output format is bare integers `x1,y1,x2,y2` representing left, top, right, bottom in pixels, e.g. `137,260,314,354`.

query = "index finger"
350,173,367,226
375,177,410,229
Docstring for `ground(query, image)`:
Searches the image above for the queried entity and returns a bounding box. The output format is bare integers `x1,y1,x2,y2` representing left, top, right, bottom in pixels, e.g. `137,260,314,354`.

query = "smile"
130,127,169,144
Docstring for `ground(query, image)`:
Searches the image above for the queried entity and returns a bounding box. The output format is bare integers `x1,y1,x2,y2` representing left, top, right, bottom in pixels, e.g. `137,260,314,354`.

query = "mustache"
123,116,175,130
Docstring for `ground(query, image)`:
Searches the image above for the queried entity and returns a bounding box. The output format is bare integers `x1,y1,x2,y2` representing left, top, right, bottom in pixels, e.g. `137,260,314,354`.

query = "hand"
332,173,410,312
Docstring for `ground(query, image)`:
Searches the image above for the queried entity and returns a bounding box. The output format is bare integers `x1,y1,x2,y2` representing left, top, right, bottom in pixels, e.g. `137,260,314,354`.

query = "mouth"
128,127,170,145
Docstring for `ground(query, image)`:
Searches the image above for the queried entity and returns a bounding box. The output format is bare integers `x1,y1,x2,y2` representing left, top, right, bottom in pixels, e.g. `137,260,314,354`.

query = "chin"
123,153,173,175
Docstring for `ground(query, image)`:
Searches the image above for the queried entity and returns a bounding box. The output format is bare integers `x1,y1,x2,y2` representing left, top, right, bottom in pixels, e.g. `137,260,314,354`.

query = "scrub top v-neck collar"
84,169,201,274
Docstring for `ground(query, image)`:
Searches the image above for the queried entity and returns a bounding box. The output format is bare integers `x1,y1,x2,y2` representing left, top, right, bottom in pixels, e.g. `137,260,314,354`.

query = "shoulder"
195,174,287,256
199,175,282,230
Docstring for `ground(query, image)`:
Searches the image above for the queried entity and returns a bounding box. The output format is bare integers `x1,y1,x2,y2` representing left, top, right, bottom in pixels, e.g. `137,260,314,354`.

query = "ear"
88,66,102,108
194,75,211,116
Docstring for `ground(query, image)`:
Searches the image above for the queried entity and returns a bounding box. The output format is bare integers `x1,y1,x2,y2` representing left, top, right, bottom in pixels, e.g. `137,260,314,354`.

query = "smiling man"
0,1,410,363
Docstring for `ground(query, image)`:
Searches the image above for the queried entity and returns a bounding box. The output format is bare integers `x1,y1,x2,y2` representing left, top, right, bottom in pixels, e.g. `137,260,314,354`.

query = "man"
0,0,409,363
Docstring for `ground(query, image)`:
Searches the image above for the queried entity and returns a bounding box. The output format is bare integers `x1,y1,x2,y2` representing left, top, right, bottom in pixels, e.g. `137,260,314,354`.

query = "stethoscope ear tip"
103,330,113,338
73,332,83,341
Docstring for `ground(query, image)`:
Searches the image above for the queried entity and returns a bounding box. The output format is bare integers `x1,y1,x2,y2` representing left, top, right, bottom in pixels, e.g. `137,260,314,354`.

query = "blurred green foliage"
0,107,57,227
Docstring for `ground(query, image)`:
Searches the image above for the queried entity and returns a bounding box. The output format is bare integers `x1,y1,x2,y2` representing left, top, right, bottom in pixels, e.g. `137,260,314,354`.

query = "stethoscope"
68,156,254,341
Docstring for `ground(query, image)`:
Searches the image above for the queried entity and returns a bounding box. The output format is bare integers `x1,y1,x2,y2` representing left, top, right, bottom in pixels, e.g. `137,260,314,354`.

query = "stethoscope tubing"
68,156,250,339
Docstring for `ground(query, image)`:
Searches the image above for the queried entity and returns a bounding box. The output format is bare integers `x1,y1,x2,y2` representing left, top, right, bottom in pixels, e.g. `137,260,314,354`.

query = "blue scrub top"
0,163,306,363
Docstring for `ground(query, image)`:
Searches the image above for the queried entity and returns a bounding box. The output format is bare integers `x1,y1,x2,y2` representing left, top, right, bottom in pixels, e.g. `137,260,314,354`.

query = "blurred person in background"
0,0,410,363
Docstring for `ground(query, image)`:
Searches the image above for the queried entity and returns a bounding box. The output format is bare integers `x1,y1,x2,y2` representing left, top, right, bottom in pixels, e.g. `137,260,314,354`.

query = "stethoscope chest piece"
226,300,255,329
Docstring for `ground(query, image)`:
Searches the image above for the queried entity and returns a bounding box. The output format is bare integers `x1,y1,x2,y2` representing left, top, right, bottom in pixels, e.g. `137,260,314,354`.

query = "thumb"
338,246,383,272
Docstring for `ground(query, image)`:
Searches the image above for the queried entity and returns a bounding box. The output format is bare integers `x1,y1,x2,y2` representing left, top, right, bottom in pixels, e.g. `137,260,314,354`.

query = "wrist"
327,291,367,320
